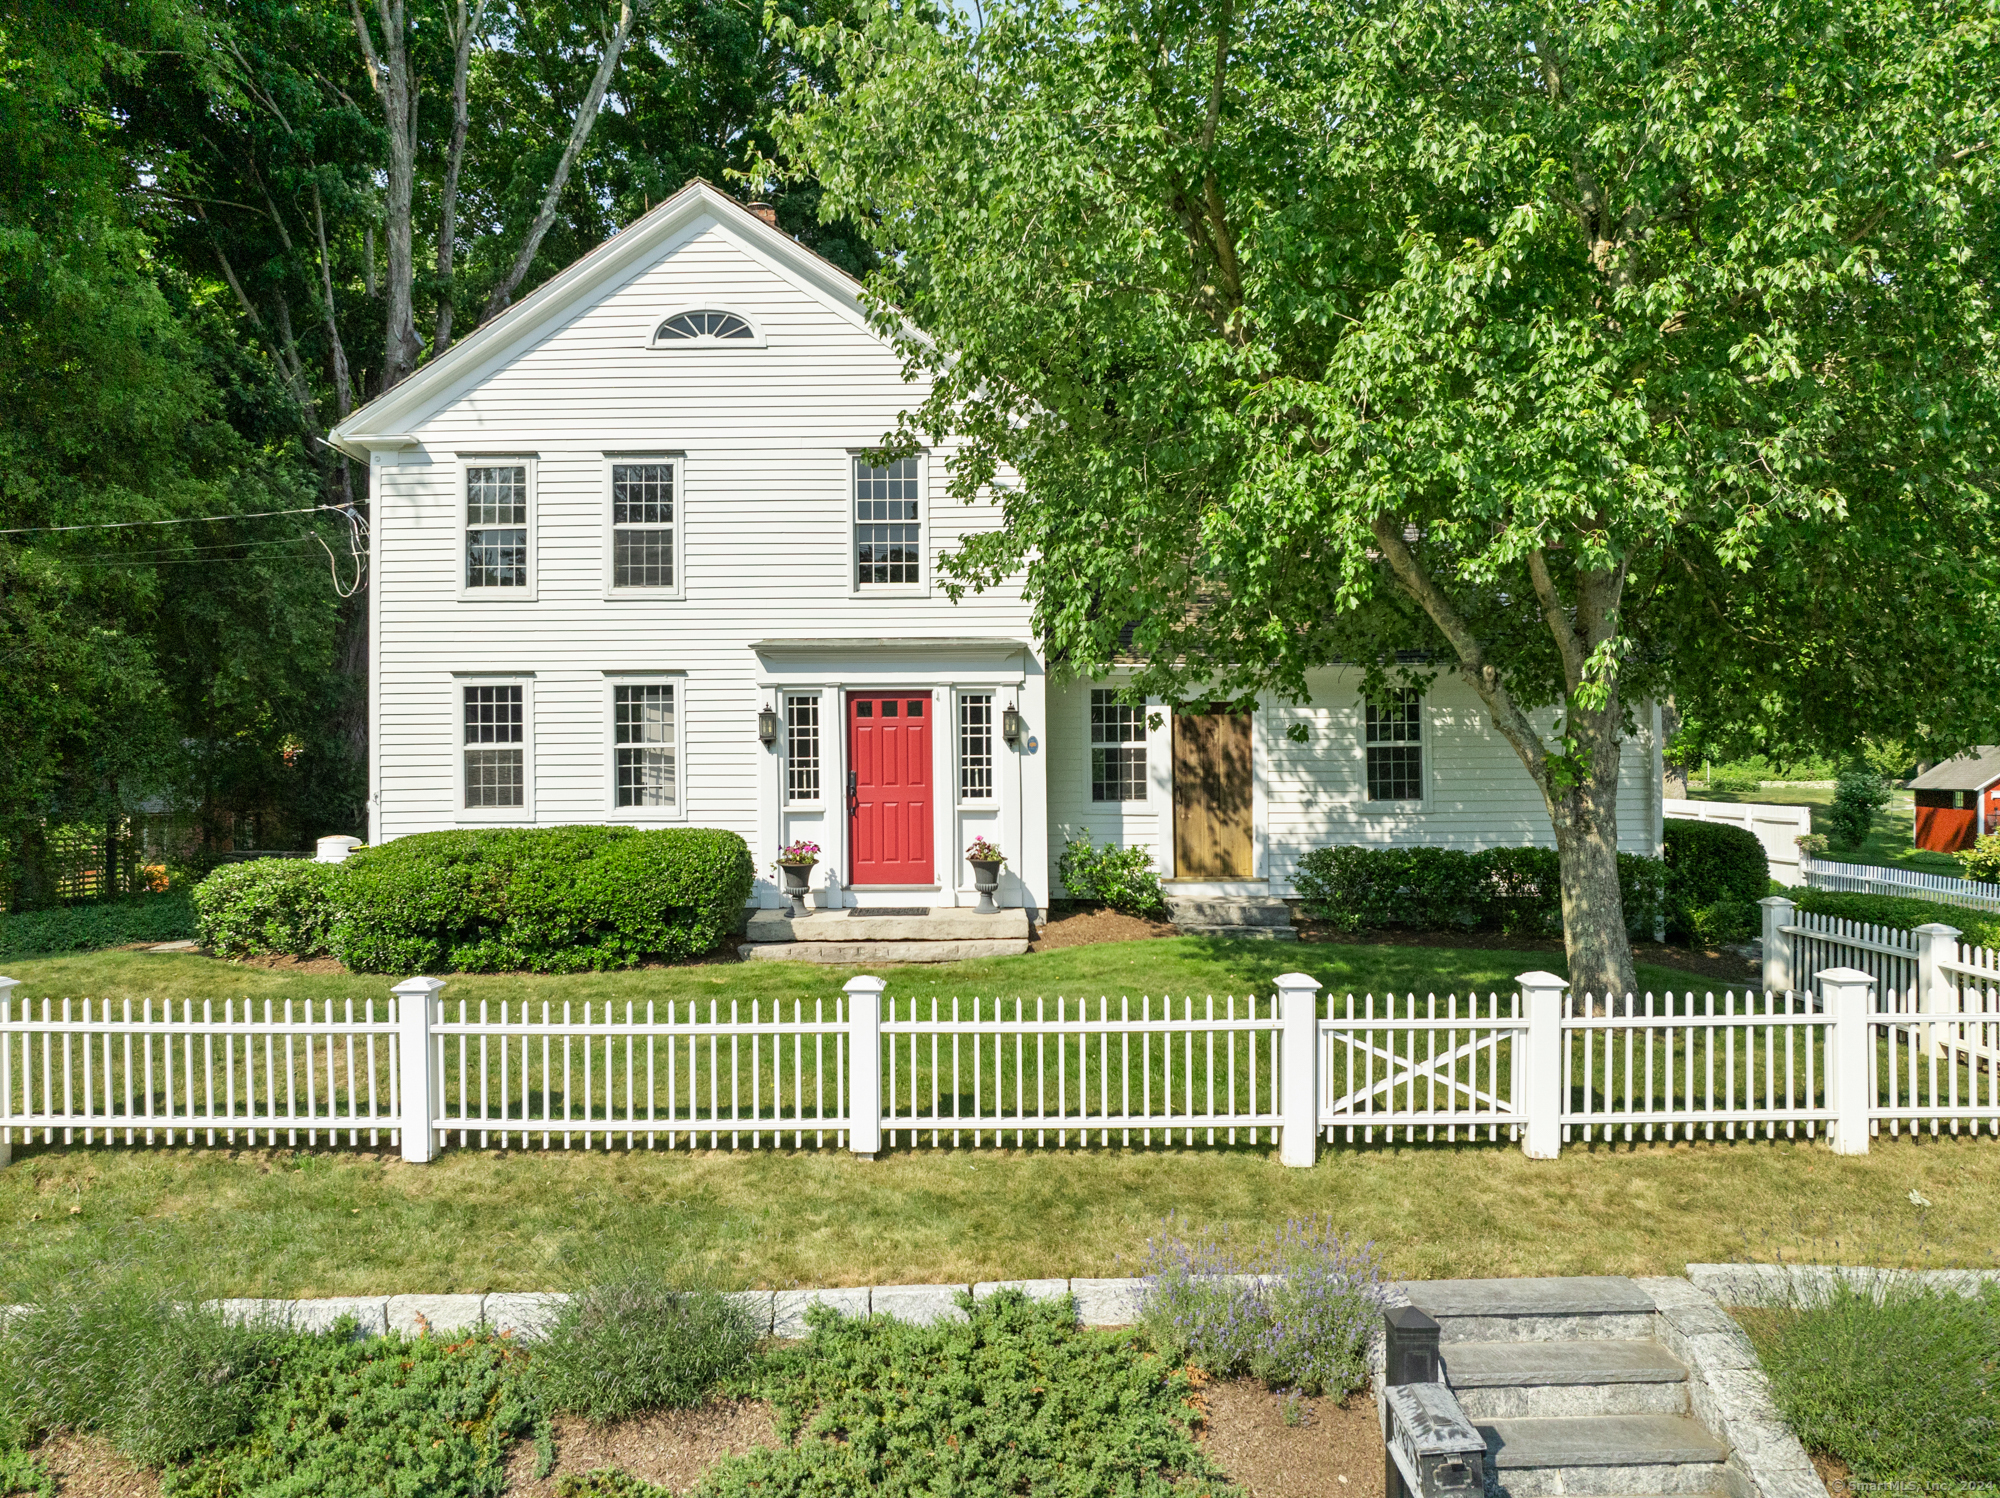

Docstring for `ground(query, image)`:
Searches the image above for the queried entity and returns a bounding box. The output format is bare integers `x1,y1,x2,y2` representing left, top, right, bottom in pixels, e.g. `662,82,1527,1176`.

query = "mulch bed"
22,1435,160,1498
1029,902,1178,951
1198,1379,1385,1498
502,1401,780,1495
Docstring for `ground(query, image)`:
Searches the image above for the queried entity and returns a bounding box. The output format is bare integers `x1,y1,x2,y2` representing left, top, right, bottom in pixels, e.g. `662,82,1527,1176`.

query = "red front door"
849,692,933,885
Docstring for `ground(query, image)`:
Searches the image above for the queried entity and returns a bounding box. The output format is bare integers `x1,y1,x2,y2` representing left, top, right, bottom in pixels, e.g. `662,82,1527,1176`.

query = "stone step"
745,908,1030,943
1479,1414,1728,1497
1402,1276,1659,1343
1163,897,1294,925
739,939,1029,964
1176,923,1299,941
1445,1341,1688,1420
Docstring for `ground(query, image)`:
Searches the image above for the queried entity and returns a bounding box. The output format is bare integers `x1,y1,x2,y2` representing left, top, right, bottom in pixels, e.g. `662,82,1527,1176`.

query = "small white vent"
655,310,754,342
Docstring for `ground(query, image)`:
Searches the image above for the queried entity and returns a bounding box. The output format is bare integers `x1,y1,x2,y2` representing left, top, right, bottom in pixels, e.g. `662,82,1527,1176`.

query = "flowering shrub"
1055,831,1166,917
965,837,1006,864
1137,1216,1383,1395
773,840,820,866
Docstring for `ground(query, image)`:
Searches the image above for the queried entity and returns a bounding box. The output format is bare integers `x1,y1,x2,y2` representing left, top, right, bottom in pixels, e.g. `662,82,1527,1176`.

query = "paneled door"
848,692,933,885
1172,708,1253,878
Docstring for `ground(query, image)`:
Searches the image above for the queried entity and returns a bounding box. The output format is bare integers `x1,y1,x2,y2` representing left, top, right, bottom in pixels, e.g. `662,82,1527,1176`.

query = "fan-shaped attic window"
654,309,755,343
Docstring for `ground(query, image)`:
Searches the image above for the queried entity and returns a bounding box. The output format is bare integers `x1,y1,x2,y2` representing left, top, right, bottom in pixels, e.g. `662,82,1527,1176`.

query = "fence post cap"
1515,970,1567,989
1911,921,1963,938
842,974,889,994
1758,894,1797,908
390,975,448,995
1274,972,1322,991
1814,966,1876,986
0,975,19,991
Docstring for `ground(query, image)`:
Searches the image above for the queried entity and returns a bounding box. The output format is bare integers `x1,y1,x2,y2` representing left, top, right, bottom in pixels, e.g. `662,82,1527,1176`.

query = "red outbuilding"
1908,747,2000,853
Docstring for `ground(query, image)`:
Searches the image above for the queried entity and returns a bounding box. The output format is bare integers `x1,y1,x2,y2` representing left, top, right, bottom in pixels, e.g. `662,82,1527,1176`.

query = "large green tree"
781,0,2000,994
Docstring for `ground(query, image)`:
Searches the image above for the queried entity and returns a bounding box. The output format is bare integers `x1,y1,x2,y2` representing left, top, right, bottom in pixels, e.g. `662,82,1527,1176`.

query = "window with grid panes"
611,463,674,588
855,456,920,585
1365,689,1423,800
465,466,527,587
1089,689,1147,801
959,694,994,800
613,684,675,808
785,695,820,803
463,685,524,807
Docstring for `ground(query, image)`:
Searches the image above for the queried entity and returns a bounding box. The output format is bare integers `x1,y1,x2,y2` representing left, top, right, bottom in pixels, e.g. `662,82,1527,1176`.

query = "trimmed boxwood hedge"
1291,844,1667,938
1792,888,2000,951
1661,820,1769,939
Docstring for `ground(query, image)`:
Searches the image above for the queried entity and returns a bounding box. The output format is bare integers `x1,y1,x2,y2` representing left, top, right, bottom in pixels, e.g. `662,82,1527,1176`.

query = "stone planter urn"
969,857,1004,915
777,860,815,918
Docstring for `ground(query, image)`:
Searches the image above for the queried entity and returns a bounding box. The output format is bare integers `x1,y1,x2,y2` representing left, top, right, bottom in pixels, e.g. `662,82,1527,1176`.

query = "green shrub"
1686,894,1756,946
1827,766,1893,851
192,858,342,958
0,891,196,959
531,1279,758,1425
1292,844,1666,938
0,1442,54,1498
328,826,753,974
1958,832,2000,885
557,1473,670,1498
1791,888,2000,949
1055,831,1167,917
1743,1283,2000,1485
1662,820,1768,935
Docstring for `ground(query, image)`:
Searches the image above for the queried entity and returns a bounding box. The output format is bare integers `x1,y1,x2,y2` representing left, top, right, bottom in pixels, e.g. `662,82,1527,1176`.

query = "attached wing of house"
332,180,1665,913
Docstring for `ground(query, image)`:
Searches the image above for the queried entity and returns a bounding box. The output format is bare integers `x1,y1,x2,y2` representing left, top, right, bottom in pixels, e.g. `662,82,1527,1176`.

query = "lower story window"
614,683,676,808
464,685,524,808
1365,688,1423,801
1090,688,1147,801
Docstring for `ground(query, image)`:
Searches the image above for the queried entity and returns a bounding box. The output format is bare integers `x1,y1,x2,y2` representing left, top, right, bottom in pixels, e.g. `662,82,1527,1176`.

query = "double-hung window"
1090,689,1147,802
465,464,529,590
463,684,525,809
959,693,994,801
609,460,677,593
785,694,821,804
1365,689,1424,801
612,683,677,810
854,456,921,587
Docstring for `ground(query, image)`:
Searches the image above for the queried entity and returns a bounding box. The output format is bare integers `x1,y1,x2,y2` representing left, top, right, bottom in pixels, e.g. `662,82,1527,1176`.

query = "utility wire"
0,504,348,537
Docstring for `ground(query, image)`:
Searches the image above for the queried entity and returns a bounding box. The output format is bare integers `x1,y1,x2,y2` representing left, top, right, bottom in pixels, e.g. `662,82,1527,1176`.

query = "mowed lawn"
3,941,1995,1298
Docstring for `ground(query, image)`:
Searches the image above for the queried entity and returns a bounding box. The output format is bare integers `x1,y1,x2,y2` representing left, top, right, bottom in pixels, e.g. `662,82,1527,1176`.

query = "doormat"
849,907,931,917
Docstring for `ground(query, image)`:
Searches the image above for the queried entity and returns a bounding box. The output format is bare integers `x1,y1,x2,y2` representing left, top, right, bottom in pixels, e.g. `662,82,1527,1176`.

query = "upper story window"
465,465,528,588
1365,689,1424,801
653,309,754,343
855,456,921,586
611,461,675,589
1090,688,1147,801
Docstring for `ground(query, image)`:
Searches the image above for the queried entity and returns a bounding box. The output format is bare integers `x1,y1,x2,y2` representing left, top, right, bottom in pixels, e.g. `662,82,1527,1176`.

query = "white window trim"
457,454,538,602
1089,685,1153,808
453,673,535,823
600,453,686,601
603,672,688,822
644,304,768,349
847,449,931,598
954,685,1001,810
1357,689,1431,813
783,689,826,811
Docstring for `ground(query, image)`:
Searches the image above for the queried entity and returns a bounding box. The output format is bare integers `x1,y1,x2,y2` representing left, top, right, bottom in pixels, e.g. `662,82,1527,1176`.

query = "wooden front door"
848,692,933,885
1173,708,1253,879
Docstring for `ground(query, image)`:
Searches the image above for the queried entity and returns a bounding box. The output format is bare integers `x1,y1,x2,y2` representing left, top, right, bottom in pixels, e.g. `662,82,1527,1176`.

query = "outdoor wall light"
757,706,779,745
1002,704,1023,744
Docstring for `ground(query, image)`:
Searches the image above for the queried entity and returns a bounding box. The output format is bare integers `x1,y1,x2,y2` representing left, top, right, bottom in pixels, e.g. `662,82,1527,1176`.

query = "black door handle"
847,771,857,816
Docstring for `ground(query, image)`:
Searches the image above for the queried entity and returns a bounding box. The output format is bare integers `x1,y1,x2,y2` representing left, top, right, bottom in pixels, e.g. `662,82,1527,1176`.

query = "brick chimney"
748,202,777,228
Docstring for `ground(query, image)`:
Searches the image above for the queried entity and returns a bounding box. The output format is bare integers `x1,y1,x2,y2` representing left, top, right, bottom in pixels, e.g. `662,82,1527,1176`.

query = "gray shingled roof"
1908,747,2000,791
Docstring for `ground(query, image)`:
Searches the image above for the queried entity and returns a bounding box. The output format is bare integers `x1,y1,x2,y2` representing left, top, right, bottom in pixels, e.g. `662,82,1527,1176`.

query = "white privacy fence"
1665,797,1814,884
1800,854,2000,912
3,963,1996,1164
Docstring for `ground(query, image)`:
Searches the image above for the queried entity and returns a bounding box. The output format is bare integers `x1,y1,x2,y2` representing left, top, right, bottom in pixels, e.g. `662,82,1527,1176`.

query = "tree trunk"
433,0,487,356
350,0,422,390
1549,758,1636,1003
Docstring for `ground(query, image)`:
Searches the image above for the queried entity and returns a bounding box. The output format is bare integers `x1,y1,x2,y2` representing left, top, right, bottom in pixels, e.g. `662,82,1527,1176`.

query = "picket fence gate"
4,946,1998,1165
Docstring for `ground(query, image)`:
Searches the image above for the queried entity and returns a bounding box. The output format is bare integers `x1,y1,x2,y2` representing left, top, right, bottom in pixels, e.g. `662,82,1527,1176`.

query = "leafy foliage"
1828,768,1896,853
0,891,195,958
1292,845,1666,938
0,1442,55,1498
532,1280,759,1426
1138,1217,1383,1397
193,858,343,958
1055,832,1167,917
699,1291,1234,1498
1958,834,2000,886
1791,890,2000,951
1661,823,1770,938
1743,1284,2000,1485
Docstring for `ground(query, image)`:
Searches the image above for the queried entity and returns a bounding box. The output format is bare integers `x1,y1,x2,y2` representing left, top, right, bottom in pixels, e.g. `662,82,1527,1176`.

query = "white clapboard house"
329,181,1665,914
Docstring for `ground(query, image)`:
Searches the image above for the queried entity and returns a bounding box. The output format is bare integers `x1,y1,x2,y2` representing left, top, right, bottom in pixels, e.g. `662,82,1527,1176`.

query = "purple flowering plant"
1136,1214,1384,1395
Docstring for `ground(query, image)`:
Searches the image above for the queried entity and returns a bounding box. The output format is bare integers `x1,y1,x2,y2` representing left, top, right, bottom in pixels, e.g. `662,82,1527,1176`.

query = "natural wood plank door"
848,693,933,885
1173,709,1253,878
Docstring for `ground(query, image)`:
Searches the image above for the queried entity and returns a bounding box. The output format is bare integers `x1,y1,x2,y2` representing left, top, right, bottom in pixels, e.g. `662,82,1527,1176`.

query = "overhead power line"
0,504,349,537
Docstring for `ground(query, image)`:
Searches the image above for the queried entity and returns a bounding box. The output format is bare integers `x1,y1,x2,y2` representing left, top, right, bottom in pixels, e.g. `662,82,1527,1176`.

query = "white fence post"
1517,970,1567,1159
1759,896,1797,996
392,976,445,1164
844,975,885,1158
0,975,16,1167
1276,972,1322,1167
1912,921,1962,1061
1819,966,1876,1156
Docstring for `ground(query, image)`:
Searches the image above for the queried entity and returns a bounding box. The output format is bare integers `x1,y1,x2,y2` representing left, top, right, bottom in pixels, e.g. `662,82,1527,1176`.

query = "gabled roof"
327,180,873,459
1908,747,2000,792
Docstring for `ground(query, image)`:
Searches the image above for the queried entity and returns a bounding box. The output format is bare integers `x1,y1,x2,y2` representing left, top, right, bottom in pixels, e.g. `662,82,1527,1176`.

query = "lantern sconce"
1001,703,1024,745
757,706,779,745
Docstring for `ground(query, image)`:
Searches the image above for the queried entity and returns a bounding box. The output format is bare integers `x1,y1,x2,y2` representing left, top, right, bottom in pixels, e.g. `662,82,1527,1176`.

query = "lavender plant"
1137,1216,1384,1396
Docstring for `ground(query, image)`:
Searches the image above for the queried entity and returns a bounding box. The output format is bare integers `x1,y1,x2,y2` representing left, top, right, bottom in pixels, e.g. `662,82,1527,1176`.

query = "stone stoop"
739,907,1030,964
1402,1277,1733,1498
1164,895,1298,941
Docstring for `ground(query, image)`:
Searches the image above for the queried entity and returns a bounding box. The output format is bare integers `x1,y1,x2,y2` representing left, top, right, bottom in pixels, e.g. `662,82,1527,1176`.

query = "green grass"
1684,785,1966,877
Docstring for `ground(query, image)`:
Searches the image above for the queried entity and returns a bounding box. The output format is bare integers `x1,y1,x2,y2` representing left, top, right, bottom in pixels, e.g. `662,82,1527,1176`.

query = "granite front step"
1176,923,1299,941
1479,1414,1729,1498
1163,897,1294,925
739,938,1029,964
1403,1276,1660,1343
746,909,1030,943
1445,1336,1689,1418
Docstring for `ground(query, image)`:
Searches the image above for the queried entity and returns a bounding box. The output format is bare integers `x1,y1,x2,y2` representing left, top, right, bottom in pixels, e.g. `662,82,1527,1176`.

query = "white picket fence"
1801,854,2000,912
3,958,1996,1164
